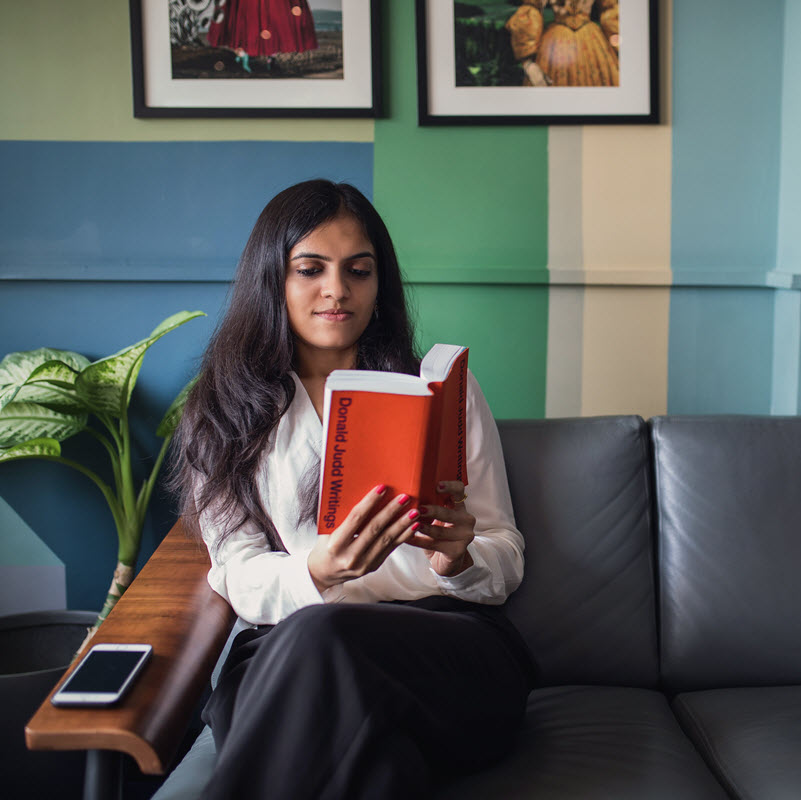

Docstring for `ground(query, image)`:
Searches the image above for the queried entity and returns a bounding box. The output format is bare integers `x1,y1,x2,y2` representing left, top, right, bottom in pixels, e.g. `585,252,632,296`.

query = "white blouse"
199,370,525,625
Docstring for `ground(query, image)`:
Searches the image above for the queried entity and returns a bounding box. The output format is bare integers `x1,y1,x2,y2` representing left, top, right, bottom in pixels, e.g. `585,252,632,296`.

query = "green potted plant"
0,310,205,796
0,310,205,636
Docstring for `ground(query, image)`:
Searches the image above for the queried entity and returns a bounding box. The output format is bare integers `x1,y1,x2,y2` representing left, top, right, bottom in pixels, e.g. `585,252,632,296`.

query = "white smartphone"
51,643,153,707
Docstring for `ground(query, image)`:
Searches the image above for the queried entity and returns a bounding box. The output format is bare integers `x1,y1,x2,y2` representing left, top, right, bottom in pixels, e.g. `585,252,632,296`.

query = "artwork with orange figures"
454,0,619,88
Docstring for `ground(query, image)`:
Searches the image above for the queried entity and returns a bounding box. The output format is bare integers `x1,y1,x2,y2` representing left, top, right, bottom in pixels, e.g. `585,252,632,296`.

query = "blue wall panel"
0,138,374,610
0,281,230,610
0,141,373,278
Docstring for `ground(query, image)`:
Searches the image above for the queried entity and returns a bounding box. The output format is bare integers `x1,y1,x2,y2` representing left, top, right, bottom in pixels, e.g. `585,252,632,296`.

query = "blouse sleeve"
432,371,526,604
199,502,326,627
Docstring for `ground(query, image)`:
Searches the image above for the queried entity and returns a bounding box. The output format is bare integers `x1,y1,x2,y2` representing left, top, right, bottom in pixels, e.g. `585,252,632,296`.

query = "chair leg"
83,750,122,800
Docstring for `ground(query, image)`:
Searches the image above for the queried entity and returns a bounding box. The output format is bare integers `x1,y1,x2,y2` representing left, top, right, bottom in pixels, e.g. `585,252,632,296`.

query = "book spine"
319,392,353,532
455,352,468,485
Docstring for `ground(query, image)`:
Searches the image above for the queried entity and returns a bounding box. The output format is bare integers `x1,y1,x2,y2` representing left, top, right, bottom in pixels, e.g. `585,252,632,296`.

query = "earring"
373,304,379,320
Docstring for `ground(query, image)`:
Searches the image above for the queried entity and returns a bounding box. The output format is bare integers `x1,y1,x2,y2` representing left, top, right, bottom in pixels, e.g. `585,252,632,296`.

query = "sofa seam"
673,699,747,800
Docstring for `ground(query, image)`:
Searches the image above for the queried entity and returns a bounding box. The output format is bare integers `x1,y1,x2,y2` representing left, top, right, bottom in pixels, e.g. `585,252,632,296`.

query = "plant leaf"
75,311,206,418
0,348,89,413
17,360,88,413
0,384,20,412
156,374,198,439
0,437,62,463
0,401,88,447
28,358,84,387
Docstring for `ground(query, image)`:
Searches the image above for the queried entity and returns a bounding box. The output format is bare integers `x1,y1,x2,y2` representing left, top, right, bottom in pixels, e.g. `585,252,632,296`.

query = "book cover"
317,344,469,534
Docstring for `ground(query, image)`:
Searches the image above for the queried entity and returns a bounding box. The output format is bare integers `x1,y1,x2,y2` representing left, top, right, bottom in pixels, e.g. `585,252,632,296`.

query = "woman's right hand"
307,485,419,593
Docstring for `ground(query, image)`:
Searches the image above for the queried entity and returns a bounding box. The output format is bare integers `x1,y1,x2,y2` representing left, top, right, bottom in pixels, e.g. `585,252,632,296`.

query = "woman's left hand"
407,480,475,577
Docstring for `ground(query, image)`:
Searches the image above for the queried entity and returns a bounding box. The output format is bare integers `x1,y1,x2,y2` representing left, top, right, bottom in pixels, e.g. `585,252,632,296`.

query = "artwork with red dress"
207,0,319,57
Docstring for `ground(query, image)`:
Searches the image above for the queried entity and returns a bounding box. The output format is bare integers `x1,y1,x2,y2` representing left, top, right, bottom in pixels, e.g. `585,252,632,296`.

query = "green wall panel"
407,284,547,419
373,0,548,275
374,0,548,419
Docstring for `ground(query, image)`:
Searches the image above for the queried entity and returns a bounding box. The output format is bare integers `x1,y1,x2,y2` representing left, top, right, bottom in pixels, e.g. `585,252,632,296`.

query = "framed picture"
130,0,381,118
416,0,658,126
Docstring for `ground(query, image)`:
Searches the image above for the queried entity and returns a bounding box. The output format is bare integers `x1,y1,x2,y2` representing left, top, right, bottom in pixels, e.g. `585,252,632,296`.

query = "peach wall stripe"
580,287,670,418
581,125,672,277
577,0,672,416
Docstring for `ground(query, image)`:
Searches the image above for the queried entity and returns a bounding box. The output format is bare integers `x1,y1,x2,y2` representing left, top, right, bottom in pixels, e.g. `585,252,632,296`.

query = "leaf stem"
117,409,139,557
96,412,123,451
83,426,123,495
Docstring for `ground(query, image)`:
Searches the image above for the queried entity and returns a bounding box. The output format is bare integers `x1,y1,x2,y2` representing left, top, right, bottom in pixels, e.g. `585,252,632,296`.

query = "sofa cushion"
673,686,801,800
651,416,801,692
154,688,729,800
437,686,728,799
497,418,659,686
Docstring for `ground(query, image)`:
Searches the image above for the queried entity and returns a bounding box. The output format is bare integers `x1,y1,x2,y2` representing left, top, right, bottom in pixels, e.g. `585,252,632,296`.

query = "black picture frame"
130,0,382,119
416,0,659,126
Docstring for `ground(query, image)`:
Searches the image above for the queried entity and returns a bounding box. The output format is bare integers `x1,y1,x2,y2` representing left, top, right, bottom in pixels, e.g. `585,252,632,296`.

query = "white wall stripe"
546,126,585,417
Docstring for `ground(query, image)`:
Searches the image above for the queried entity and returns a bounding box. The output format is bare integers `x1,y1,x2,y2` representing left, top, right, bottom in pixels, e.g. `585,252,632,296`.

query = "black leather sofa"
439,415,801,799
150,415,801,799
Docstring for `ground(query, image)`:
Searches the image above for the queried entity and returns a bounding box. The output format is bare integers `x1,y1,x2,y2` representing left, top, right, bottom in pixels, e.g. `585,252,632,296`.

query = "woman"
172,180,536,799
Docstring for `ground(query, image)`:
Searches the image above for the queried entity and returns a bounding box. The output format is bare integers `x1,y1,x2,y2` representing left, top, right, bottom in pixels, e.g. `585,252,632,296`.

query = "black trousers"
201,596,537,800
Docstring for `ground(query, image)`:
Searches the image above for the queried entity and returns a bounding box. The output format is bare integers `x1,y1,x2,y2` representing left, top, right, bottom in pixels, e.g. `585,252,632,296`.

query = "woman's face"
285,211,378,372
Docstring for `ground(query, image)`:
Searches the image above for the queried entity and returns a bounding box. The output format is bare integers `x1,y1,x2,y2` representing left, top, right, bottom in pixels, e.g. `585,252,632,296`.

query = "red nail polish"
411,522,421,532
408,509,420,520
397,493,410,505
375,484,387,495
437,482,445,491
419,506,429,515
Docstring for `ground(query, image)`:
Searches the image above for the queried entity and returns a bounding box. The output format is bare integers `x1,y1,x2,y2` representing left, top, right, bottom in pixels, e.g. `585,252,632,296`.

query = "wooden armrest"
25,519,236,775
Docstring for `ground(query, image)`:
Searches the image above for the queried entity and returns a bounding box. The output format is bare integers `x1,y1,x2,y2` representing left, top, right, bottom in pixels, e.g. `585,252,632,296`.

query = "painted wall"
668,0,793,415
1,0,799,612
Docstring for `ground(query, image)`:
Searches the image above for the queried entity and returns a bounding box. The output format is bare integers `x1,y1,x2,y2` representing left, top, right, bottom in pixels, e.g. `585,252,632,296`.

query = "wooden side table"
25,521,235,800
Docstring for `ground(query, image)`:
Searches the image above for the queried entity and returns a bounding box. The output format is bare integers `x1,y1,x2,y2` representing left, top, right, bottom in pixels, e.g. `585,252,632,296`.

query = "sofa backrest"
497,417,659,688
651,416,801,692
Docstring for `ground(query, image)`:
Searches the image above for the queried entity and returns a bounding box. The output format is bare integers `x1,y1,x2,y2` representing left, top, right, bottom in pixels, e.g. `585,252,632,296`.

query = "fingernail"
419,506,429,515
375,484,387,495
437,482,445,491
408,509,420,520
411,522,421,532
397,493,411,506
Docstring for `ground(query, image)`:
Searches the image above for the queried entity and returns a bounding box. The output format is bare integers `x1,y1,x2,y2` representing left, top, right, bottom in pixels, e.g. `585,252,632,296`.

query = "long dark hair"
171,180,419,553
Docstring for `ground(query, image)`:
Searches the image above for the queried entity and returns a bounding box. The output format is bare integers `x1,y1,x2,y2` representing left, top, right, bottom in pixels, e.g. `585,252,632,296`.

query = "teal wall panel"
778,1,801,272
668,288,775,414
671,0,783,274
668,0,793,415
771,289,801,414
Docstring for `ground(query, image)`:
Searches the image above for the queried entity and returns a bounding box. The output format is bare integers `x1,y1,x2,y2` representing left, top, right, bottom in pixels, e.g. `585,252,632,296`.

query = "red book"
317,344,469,534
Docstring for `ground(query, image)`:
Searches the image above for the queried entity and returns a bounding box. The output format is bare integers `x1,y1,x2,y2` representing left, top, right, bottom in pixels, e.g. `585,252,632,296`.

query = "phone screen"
62,649,147,694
